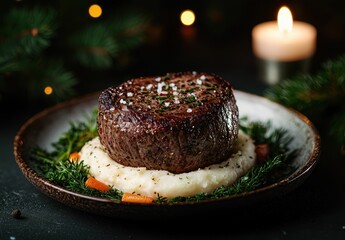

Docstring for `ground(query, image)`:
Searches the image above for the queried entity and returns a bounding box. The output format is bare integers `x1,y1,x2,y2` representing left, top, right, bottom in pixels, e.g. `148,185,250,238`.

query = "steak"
97,72,239,174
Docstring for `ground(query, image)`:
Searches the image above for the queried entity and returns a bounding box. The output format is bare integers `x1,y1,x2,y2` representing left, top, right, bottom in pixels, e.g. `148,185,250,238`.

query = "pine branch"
31,62,77,100
0,4,149,103
31,112,296,202
70,13,148,70
0,61,18,73
107,12,148,51
70,24,118,70
0,6,56,61
329,109,345,150
266,56,345,113
265,54,345,151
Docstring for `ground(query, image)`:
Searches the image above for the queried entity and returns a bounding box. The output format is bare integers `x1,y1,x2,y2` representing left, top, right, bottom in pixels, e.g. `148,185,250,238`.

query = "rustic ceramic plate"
13,90,321,219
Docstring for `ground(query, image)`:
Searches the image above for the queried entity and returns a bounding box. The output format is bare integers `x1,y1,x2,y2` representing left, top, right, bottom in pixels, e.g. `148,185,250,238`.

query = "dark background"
2,0,345,106
85,0,345,95
1,0,345,239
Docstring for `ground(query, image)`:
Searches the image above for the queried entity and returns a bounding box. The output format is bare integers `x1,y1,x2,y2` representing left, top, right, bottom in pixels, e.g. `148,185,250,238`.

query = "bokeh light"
44,86,53,95
180,10,195,26
89,4,102,18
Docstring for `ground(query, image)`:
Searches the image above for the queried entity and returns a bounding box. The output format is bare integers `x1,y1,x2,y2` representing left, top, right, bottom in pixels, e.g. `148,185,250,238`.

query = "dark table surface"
2,1,345,237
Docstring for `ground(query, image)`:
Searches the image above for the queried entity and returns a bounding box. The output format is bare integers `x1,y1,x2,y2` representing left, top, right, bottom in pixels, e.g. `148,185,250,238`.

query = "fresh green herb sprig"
31,108,98,167
30,112,297,203
240,117,298,181
239,116,298,158
163,155,284,203
31,108,122,200
156,118,297,203
47,160,122,200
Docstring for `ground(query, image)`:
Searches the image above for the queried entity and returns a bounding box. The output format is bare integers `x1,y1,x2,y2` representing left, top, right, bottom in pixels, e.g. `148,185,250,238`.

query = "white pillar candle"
252,6,317,62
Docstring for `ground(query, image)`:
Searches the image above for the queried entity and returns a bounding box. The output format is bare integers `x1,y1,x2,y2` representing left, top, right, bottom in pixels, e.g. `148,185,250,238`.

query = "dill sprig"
46,160,122,200
157,119,297,203
46,160,90,191
30,108,123,200
31,108,98,167
239,117,297,158
30,112,297,203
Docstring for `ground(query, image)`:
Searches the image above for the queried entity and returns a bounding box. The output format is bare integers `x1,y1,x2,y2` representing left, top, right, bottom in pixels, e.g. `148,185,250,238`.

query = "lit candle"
252,6,317,84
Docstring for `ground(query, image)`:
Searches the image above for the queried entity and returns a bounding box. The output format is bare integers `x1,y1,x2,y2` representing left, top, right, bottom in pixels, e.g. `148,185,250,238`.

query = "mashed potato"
79,130,256,199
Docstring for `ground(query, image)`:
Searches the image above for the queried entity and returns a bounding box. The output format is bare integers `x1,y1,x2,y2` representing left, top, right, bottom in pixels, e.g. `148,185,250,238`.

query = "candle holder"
256,57,312,85
251,6,317,85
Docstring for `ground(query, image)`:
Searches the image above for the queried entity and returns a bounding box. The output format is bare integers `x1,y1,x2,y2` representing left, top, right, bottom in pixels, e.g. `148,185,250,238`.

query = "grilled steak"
97,72,239,174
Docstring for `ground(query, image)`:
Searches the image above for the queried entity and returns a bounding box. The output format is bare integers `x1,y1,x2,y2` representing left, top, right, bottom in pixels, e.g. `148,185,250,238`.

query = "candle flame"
277,6,293,33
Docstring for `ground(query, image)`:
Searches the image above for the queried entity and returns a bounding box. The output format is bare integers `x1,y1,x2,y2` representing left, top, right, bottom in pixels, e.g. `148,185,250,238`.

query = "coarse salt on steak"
97,72,239,174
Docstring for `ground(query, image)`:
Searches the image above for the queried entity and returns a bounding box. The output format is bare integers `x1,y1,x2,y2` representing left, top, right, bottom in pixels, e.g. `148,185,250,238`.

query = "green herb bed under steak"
30,109,298,203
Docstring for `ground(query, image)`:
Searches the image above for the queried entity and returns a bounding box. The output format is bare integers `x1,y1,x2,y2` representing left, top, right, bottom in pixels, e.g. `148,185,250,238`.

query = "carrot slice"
121,192,154,204
69,151,80,163
255,143,270,163
85,177,110,192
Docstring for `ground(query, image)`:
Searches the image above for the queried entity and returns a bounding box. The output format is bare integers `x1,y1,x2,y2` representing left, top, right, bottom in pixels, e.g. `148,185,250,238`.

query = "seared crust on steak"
97,72,239,174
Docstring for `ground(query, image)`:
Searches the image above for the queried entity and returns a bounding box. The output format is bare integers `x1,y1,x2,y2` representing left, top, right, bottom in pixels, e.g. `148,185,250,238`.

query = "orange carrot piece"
121,192,154,204
255,143,270,163
69,151,80,163
85,177,110,192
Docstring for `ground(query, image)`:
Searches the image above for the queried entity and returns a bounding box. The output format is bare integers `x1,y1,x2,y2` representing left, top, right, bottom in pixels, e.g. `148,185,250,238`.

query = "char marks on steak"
97,72,239,174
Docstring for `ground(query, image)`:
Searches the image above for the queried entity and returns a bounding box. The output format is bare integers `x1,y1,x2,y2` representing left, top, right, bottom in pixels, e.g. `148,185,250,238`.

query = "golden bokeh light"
180,10,195,26
89,4,102,18
44,86,53,95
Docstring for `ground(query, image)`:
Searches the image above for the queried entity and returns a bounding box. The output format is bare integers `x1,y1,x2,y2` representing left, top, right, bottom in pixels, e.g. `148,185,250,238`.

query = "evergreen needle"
265,54,345,151
0,5,148,102
30,110,297,203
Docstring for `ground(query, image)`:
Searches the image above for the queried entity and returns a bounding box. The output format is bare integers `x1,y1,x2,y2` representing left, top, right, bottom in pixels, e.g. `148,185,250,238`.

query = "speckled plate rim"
13,90,321,218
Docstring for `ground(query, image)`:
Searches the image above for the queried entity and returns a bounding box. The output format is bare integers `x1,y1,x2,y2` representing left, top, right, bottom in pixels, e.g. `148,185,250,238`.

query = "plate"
13,90,321,219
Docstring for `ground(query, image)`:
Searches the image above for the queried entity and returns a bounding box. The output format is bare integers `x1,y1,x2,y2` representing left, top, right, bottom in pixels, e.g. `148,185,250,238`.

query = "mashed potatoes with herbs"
79,130,256,199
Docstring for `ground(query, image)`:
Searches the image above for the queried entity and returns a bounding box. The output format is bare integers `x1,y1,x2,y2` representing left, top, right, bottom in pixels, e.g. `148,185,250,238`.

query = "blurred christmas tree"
0,0,149,103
